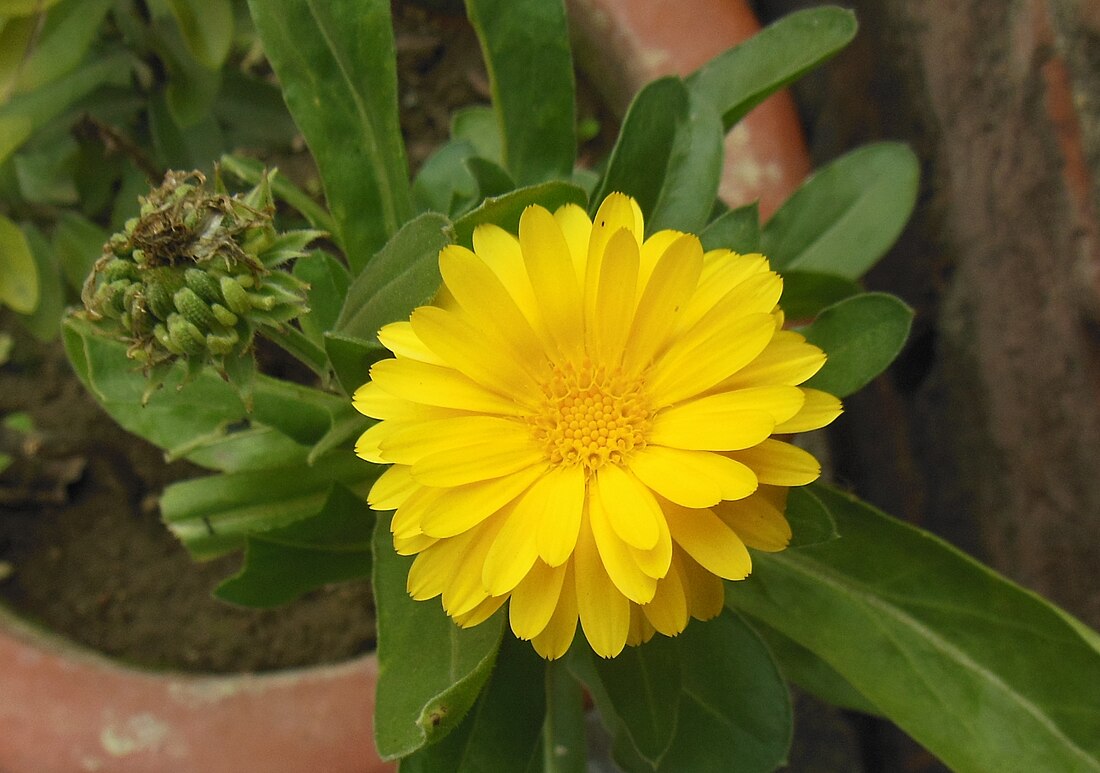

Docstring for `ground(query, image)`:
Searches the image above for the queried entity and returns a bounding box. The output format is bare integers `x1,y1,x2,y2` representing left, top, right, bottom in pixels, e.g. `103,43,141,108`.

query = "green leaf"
778,270,861,322
324,331,386,396
294,250,351,346
801,292,913,398
581,610,791,773
464,0,575,184
3,0,114,97
762,143,919,278
0,214,38,313
167,0,235,70
748,618,879,716
786,485,837,548
543,658,587,773
648,91,724,235
214,484,373,607
687,6,857,130
411,138,479,216
215,72,300,150
0,51,129,164
334,212,452,344
591,77,686,224
0,0,63,15
590,636,681,767
156,19,223,129
218,154,336,234
465,156,515,200
13,139,79,205
51,210,107,293
372,512,504,759
247,0,411,273
451,105,503,165
161,451,379,559
452,181,587,247
13,224,63,341
729,484,1100,773
399,636,547,773
148,90,225,170
700,202,760,253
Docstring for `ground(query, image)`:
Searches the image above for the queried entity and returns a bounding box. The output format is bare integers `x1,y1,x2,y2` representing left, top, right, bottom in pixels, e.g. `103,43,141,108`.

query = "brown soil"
0,0,613,674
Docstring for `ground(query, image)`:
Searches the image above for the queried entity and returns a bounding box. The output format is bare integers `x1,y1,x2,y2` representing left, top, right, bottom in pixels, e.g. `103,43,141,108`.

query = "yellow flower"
354,193,842,659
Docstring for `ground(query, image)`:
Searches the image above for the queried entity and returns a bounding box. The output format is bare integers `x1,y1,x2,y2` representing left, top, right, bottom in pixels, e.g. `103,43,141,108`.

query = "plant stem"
259,324,330,382
543,660,587,773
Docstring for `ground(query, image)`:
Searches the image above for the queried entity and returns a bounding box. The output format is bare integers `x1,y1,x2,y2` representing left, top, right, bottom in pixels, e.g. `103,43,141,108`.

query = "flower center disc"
530,360,651,473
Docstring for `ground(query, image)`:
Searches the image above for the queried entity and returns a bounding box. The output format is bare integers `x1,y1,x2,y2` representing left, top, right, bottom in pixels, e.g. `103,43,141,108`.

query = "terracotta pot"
0,2,809,771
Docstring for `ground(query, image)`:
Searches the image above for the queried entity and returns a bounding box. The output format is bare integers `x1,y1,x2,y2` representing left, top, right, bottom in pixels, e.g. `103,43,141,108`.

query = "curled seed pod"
167,313,206,355
123,217,139,234
173,287,219,332
145,281,176,321
210,303,238,327
219,275,252,315
206,329,240,355
247,292,277,311
154,323,184,355
234,273,256,289
184,268,224,305
102,259,139,283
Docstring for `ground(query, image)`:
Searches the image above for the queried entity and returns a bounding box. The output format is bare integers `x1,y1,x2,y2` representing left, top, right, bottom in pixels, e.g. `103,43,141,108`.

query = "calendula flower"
354,193,841,659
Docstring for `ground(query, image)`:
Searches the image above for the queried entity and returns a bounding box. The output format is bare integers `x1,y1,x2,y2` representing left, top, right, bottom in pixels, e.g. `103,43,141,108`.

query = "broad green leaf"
0,0,62,15
51,210,106,293
334,212,452,344
451,105,503,165
219,154,336,234
465,156,515,200
13,224,63,340
648,92,724,235
591,77,686,224
161,451,378,559
214,484,373,607
148,90,225,170
13,139,78,205
543,659,587,773
801,292,913,398
687,6,857,130
748,618,879,716
61,317,309,472
452,181,587,247
778,270,861,322
729,484,1100,773
215,73,300,149
0,51,129,164
294,250,351,346
786,484,837,548
762,143,919,278
399,636,547,772
0,16,35,102
324,331,386,396
464,0,575,184
0,214,38,313
248,0,411,273
579,611,791,773
411,138,479,216
372,513,504,759
590,636,681,767
2,0,113,97
700,202,760,253
167,0,234,70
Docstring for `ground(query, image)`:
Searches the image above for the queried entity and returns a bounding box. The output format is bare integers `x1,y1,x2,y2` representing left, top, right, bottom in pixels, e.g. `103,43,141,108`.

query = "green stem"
259,323,330,382
543,660,587,773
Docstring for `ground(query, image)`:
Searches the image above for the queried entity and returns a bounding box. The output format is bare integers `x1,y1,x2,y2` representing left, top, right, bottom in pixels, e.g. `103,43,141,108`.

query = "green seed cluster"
82,170,312,369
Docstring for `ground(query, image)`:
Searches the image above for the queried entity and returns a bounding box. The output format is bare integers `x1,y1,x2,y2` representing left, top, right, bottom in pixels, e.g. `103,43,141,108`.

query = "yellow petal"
628,446,757,507
574,516,630,658
774,388,843,433
627,604,657,647
519,205,584,358
511,464,586,567
588,193,643,270
411,434,545,487
407,529,479,601
393,532,436,555
454,594,507,628
371,358,525,416
368,464,417,510
482,500,539,596
555,203,593,284
588,228,639,362
510,560,568,640
637,229,683,300
650,406,774,452
530,561,578,660
391,485,440,539
470,226,541,329
715,488,792,552
641,552,689,636
437,244,551,377
418,464,545,537
377,320,446,365
664,502,752,581
442,517,507,617
410,306,541,400
594,464,662,550
721,330,826,389
622,234,703,374
380,415,527,465
588,490,658,604
680,551,726,620
682,251,771,332
646,311,777,407
354,420,391,464
729,439,821,486
353,381,464,422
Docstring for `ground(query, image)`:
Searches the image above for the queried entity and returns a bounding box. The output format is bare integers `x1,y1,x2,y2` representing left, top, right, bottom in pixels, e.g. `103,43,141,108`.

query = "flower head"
354,194,842,659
